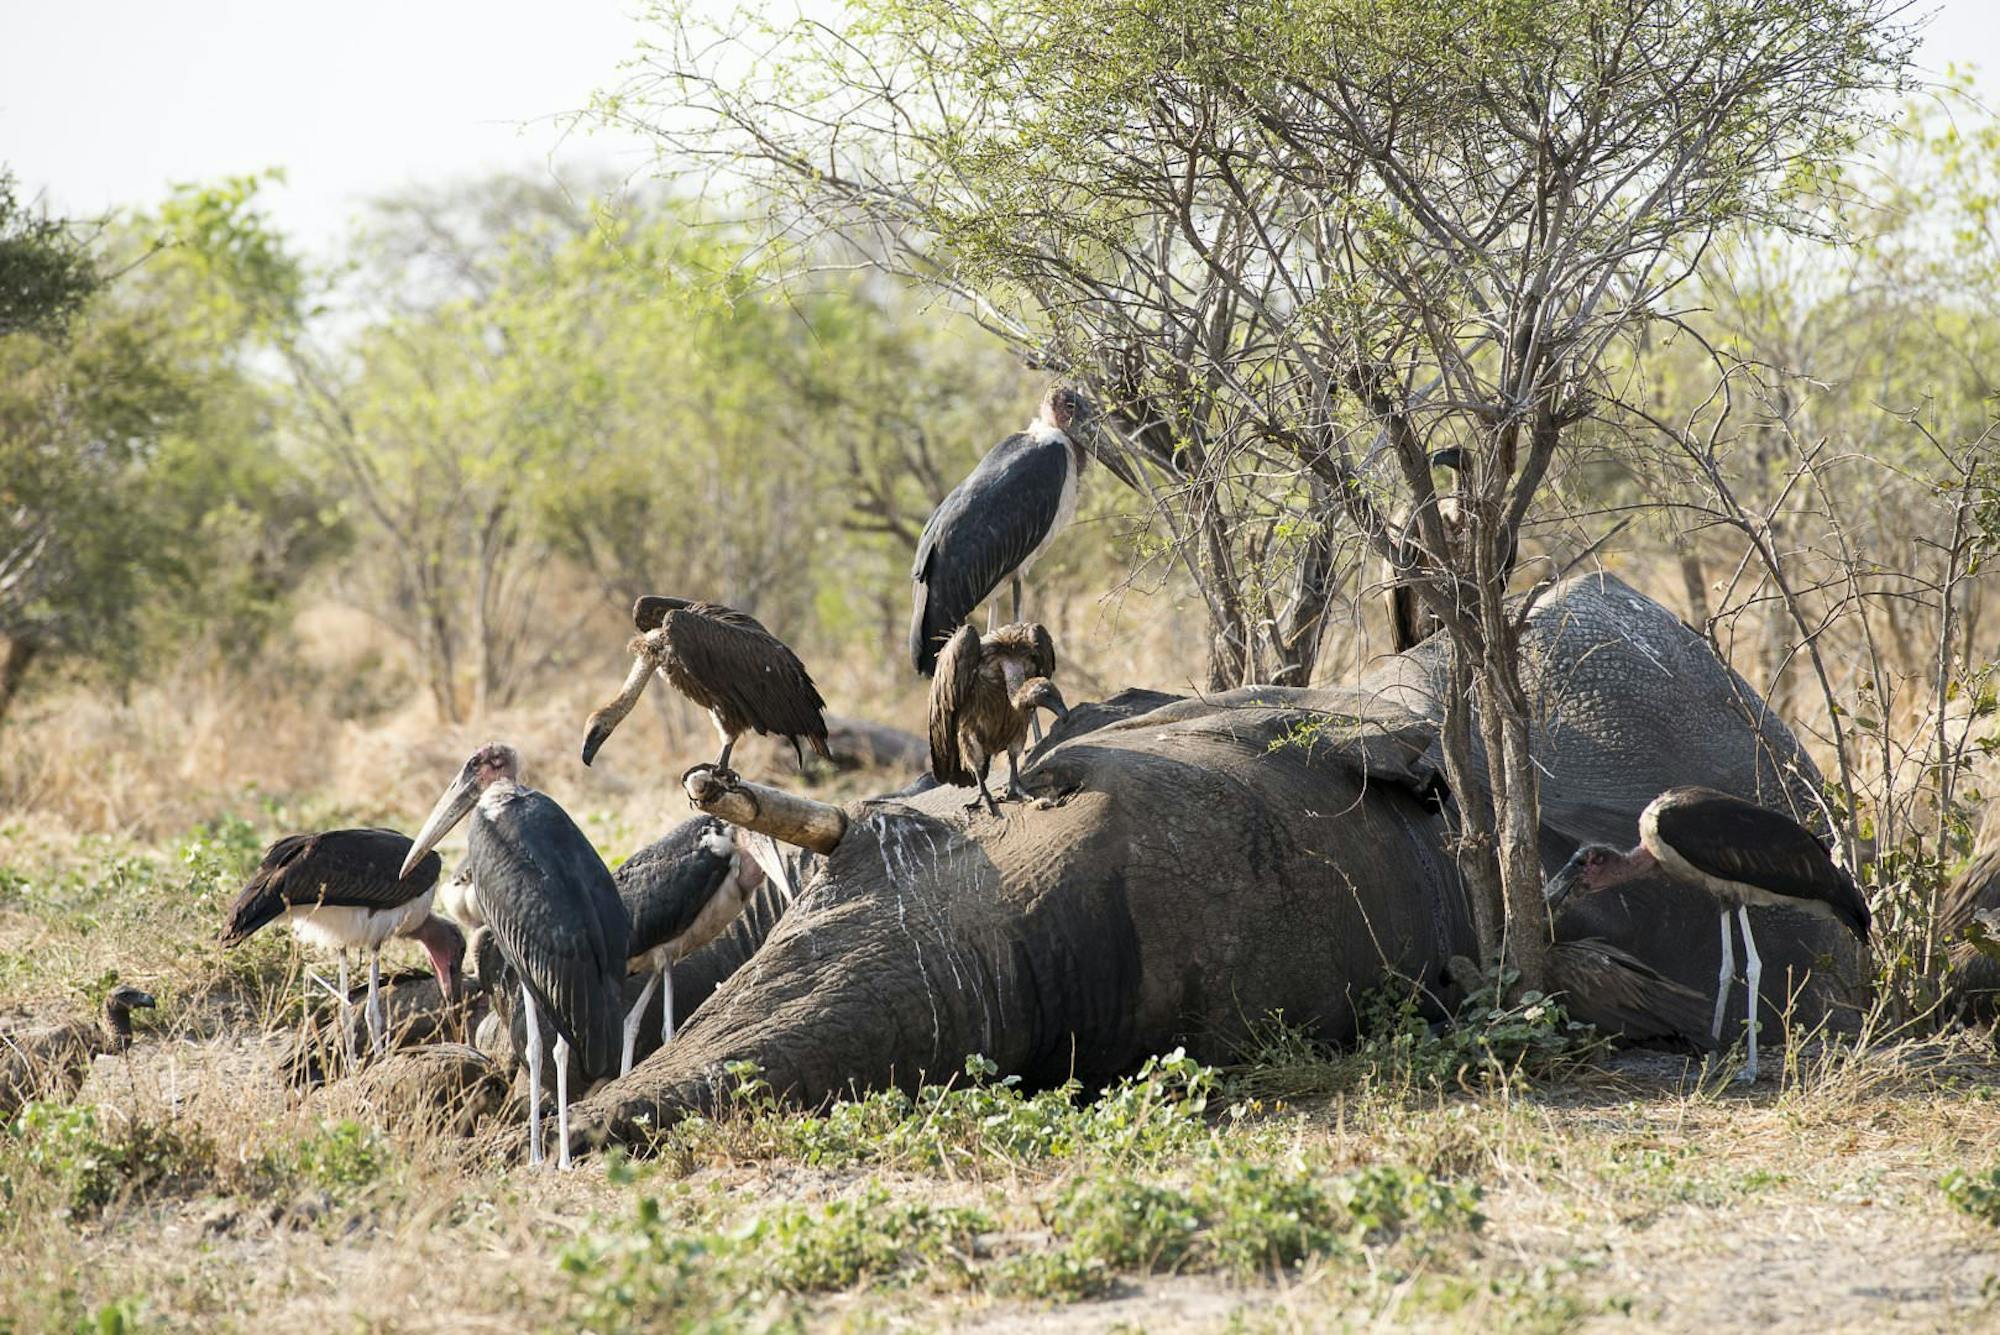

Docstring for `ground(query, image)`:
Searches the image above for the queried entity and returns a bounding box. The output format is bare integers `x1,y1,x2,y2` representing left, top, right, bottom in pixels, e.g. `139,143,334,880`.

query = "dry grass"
5,825,2000,1334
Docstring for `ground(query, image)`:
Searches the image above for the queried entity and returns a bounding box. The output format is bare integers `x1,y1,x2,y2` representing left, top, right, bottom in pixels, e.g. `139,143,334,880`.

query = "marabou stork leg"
1738,906,1762,1084
522,983,545,1168
663,965,677,1046
338,952,355,1069
619,969,663,1077
1011,573,1023,622
1709,911,1734,1043
553,1034,573,1171
366,948,386,1057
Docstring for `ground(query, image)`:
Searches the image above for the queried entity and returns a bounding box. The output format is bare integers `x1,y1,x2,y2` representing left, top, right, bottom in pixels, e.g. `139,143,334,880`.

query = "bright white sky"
1,0,1994,259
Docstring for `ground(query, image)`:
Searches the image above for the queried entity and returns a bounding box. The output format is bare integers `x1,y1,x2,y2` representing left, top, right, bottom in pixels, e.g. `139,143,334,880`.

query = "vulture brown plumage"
928,621,1069,815
581,596,830,782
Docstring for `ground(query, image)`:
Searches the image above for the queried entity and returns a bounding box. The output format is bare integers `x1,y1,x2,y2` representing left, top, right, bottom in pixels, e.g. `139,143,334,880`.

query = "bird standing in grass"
581,596,830,786
1546,786,1869,1081
220,828,464,1062
613,816,767,1075
0,985,155,1119
403,742,629,1170
929,622,1069,816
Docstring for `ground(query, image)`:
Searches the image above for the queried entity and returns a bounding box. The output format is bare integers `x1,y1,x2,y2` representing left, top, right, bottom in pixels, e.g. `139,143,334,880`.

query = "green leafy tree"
0,169,99,340
612,0,1915,986
0,175,337,727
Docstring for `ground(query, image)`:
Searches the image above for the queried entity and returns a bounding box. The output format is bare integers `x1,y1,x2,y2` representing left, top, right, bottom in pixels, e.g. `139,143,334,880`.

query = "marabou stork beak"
1081,416,1141,490
581,649,657,766
405,762,480,879
1542,857,1584,913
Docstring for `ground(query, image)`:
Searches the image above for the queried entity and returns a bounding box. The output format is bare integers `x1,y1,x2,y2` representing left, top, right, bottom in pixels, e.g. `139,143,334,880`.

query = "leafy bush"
672,1050,1214,1173
559,1186,989,1330
1017,1156,1482,1296
745,1187,990,1292
2,1102,214,1217
256,1119,392,1201
1942,1166,2000,1225
1354,972,1599,1091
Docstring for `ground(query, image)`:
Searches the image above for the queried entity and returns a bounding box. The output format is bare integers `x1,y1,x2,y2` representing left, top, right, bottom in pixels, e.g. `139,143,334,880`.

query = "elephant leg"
1738,906,1762,1084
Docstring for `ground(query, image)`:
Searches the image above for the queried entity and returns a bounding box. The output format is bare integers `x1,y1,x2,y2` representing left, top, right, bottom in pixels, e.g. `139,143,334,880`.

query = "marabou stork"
1547,786,1869,1082
220,828,464,1061
0,985,154,1119
929,622,1070,815
909,384,1133,676
613,816,767,1074
403,743,630,1169
581,596,830,786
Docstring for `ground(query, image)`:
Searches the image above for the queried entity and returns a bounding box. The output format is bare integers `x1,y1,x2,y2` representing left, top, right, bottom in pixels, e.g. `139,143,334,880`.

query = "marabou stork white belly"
1016,424,1080,578
287,887,439,953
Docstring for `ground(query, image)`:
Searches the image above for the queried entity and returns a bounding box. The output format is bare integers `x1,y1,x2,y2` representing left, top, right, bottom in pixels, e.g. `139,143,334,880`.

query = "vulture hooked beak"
581,638,661,766
108,985,156,1014
1026,680,1070,721
404,758,481,879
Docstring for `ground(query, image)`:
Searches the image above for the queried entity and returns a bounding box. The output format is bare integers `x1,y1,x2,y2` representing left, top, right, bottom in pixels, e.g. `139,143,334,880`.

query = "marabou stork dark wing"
1553,938,1717,1047
658,604,831,761
928,625,982,787
220,828,441,947
471,791,631,1079
1650,787,1870,941
909,432,1071,675
614,817,738,955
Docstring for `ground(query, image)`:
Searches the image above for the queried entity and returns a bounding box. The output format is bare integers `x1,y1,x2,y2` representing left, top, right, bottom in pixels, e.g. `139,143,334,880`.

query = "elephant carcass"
1365,570,1829,856
1942,805,2000,1024
1367,570,1866,1023
565,691,1473,1155
562,578,1852,1156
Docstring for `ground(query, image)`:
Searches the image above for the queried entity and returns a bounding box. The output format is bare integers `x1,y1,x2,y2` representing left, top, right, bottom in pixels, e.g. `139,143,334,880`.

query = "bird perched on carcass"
929,621,1069,815
581,596,830,786
1546,785,1868,1082
0,985,155,1119
220,827,464,1061
909,384,1133,675
403,742,629,1170
613,816,767,1074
